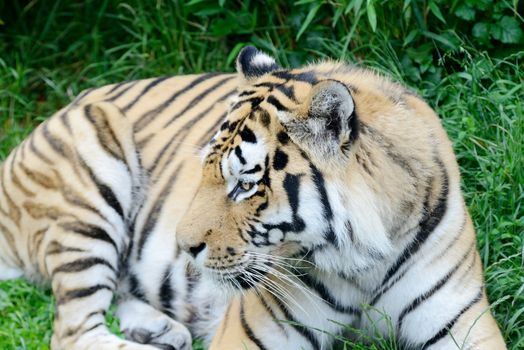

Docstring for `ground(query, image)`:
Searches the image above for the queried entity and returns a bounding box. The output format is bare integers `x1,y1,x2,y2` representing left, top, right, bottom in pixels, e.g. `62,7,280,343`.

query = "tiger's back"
0,72,238,349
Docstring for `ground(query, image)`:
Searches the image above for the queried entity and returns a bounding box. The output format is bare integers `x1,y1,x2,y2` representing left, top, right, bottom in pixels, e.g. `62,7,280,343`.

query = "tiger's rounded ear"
278,80,358,158
236,46,280,81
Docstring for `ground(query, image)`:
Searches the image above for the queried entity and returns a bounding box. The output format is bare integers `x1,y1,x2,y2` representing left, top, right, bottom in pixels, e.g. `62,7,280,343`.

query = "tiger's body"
0,73,237,349
0,47,506,350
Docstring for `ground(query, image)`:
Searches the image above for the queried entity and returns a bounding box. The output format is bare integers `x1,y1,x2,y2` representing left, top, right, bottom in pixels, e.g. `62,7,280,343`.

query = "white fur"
116,297,192,350
250,53,276,69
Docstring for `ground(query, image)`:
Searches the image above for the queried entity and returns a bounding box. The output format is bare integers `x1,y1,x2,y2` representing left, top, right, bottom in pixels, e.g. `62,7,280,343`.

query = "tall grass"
0,1,522,349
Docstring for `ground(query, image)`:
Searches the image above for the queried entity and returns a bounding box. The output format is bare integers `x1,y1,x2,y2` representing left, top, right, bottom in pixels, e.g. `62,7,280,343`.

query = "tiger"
0,46,506,350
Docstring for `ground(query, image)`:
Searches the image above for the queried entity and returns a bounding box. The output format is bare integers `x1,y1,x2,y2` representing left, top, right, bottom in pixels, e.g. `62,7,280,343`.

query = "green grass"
0,1,522,349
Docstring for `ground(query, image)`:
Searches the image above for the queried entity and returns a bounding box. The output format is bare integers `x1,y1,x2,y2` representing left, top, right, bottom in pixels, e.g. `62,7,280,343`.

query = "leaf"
422,31,458,50
226,42,247,66
352,0,364,14
472,0,491,11
472,22,490,41
454,4,475,21
0,18,4,25
185,0,207,6
428,1,446,24
366,0,377,32
403,29,418,47
406,43,433,65
219,0,226,7
296,3,322,40
491,16,523,44
403,0,412,12
294,0,316,5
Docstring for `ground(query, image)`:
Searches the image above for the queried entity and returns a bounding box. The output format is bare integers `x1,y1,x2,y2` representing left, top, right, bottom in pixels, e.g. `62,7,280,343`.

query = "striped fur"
0,46,506,350
0,72,238,349
176,47,507,349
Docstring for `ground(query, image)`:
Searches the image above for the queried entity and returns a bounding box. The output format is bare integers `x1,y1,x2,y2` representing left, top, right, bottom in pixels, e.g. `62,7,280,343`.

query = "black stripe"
239,90,257,97
260,172,305,240
106,81,130,95
421,287,483,349
309,162,338,247
148,90,234,176
284,173,300,218
94,179,124,218
380,161,449,289
159,265,174,317
29,132,52,164
234,146,246,165
242,164,262,175
275,84,297,101
80,157,124,218
106,81,139,102
163,76,235,128
59,109,73,134
272,149,288,170
270,293,321,349
59,222,118,253
122,76,172,111
266,95,288,112
0,222,23,266
258,110,271,127
240,297,269,350
239,126,257,143
46,240,85,255
59,284,112,305
397,243,474,333
257,292,286,333
52,257,115,275
370,267,410,306
360,124,416,178
271,71,318,84
42,122,69,158
74,87,95,104
84,104,126,163
231,96,264,112
196,111,228,147
63,309,105,337
134,72,224,131
300,274,361,315
277,131,290,145
128,273,147,302
310,164,333,220
32,227,49,257
136,163,184,259
430,213,467,262
81,322,104,335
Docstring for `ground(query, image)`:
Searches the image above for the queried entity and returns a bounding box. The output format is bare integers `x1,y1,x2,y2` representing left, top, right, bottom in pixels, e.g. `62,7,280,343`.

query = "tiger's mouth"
206,261,271,290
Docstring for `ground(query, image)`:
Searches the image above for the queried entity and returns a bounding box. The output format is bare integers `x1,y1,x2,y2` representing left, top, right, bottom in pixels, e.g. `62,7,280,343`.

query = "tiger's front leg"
46,222,160,350
116,296,192,350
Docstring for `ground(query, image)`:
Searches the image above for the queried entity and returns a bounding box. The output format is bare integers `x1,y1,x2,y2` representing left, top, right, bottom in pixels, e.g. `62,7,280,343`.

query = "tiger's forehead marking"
221,128,267,180
204,68,319,168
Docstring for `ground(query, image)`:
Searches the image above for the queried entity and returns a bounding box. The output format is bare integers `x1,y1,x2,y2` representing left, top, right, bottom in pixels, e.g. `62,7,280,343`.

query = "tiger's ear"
236,46,280,81
278,80,358,158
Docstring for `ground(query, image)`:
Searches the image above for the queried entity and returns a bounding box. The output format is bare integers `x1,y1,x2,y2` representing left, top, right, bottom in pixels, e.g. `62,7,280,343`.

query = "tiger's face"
177,47,362,290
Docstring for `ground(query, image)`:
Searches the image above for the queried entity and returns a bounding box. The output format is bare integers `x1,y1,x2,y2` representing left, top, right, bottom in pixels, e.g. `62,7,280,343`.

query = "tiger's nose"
187,242,207,258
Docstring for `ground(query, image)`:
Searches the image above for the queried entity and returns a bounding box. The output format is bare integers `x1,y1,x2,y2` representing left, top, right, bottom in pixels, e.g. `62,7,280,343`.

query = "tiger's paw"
117,298,192,350
123,323,191,350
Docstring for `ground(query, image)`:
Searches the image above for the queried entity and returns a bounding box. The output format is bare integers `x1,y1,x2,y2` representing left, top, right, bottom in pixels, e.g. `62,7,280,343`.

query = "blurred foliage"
0,0,522,85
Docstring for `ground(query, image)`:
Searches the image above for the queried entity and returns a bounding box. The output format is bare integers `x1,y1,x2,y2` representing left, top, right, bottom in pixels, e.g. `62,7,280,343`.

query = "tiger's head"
177,46,443,291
